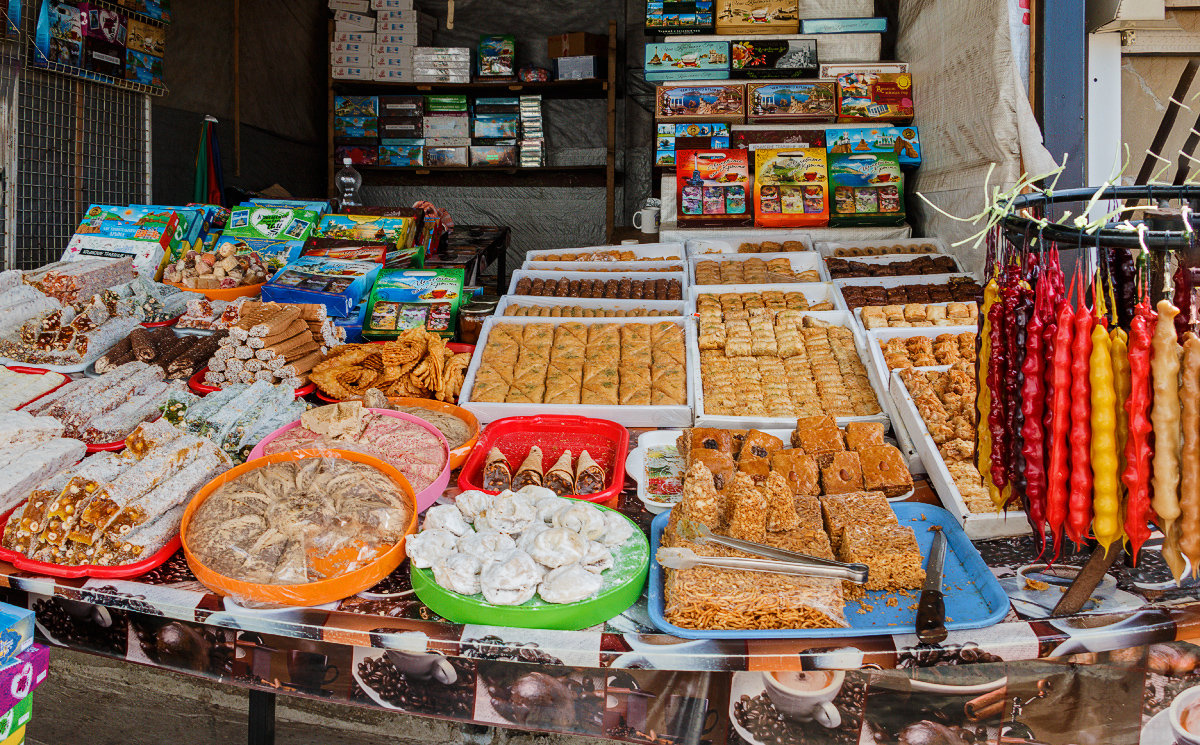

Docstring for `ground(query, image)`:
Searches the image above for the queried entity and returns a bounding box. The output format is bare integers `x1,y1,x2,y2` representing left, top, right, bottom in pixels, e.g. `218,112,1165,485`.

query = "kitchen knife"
915,530,948,644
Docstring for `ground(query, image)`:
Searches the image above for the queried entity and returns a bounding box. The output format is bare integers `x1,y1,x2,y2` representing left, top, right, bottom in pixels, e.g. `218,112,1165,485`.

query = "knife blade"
915,530,948,644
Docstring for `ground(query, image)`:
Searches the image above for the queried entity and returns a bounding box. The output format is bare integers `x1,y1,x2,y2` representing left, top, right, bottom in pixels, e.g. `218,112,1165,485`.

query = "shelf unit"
327,20,619,242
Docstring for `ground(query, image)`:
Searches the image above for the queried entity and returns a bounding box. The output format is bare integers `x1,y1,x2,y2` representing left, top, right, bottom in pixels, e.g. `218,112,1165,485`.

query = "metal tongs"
658,519,869,584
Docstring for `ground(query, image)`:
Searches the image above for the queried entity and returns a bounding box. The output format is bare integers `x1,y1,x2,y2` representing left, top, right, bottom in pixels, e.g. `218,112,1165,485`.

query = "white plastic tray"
459,315,697,427
507,269,689,298
519,260,685,273
852,301,981,333
495,296,686,318
863,326,978,413
832,273,982,311
691,309,890,430
686,281,847,315
659,224,912,246
815,237,951,258
823,252,965,281
682,230,814,256
524,243,685,262
688,251,828,286
888,368,1031,538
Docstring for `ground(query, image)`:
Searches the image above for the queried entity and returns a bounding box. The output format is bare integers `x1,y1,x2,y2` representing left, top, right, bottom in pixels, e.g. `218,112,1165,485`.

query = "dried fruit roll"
1180,333,1200,576
1152,300,1185,580
977,275,1000,506
1090,314,1120,554
1066,288,1094,548
1046,299,1075,562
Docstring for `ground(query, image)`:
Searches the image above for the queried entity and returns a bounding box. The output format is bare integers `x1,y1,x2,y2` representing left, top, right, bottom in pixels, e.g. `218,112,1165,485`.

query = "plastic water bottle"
335,158,362,209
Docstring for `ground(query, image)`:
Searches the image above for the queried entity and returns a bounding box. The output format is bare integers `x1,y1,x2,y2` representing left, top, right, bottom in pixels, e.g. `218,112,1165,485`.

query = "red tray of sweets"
8,366,71,411
188,367,315,399
312,342,475,404
457,414,629,508
0,505,180,579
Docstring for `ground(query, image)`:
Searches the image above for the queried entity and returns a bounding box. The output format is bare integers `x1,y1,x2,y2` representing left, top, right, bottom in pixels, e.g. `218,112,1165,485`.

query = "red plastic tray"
188,367,315,399
7,366,71,411
312,342,475,404
457,414,629,507
0,504,180,579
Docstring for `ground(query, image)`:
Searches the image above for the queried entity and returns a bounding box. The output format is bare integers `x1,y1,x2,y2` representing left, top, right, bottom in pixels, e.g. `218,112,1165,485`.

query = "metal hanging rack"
1000,185,1200,250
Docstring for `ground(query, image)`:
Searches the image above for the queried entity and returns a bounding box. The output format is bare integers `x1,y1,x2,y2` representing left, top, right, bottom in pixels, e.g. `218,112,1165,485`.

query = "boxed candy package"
828,151,904,227
827,125,921,168
655,122,730,167
261,256,382,317
747,81,837,123
317,213,421,267
246,199,331,215
676,149,751,226
837,71,914,123
215,205,319,270
378,140,425,166
645,41,730,81
714,0,799,34
477,34,515,79
62,204,184,279
335,143,377,165
728,37,817,79
302,238,387,264
656,83,746,124
0,645,48,714
754,147,829,227
34,0,83,68
645,0,714,34
125,17,162,55
335,95,379,117
125,48,163,87
731,123,825,149
363,267,466,339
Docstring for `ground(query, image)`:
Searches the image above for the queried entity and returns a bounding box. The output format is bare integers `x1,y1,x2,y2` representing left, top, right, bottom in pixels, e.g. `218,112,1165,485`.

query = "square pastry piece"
820,451,864,495
792,415,845,460
859,444,914,497
837,523,926,599
820,490,896,554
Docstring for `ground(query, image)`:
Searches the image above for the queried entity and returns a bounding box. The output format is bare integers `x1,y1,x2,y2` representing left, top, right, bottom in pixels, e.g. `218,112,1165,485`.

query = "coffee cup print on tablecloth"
729,670,865,745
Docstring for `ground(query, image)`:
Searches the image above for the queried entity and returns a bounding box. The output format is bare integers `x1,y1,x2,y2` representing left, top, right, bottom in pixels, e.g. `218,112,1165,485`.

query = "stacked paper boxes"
414,46,471,84
330,0,435,82
520,95,546,167
0,604,45,745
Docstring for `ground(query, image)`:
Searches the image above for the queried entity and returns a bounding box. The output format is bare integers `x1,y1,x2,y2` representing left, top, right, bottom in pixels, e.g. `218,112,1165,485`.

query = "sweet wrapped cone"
545,450,575,496
511,445,545,488
574,449,605,495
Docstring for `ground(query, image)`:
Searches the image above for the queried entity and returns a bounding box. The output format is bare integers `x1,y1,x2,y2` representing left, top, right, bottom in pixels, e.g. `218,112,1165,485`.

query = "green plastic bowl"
410,507,649,630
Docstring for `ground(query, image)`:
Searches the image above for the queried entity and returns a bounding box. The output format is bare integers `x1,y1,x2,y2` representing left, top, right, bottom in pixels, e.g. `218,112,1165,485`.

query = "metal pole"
248,689,275,745
1034,0,1088,193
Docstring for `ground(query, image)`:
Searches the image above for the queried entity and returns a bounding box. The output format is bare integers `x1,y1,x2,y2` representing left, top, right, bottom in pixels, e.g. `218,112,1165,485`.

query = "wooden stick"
1050,545,1123,617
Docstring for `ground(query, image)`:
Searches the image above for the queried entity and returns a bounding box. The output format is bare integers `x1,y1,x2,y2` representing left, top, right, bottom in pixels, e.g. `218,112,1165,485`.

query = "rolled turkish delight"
0,437,86,514
82,381,181,444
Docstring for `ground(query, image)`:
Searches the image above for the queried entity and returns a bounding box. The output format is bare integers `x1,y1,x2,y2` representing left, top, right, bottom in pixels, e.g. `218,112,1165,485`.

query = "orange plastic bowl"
385,397,479,470
166,280,265,301
180,448,418,606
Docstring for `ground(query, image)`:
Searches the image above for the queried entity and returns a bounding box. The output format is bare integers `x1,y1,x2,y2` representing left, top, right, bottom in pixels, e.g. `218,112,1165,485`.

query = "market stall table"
0,428,1193,745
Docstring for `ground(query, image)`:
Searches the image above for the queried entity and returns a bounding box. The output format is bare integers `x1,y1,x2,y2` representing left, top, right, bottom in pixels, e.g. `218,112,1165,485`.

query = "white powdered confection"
514,523,550,553
405,528,459,569
456,530,516,563
0,410,64,447
599,510,635,547
515,484,557,503
527,527,588,569
535,496,570,526
478,492,537,535
480,550,542,606
432,553,483,596
422,504,471,537
0,437,86,513
454,489,492,523
581,541,614,574
539,563,603,604
553,502,606,541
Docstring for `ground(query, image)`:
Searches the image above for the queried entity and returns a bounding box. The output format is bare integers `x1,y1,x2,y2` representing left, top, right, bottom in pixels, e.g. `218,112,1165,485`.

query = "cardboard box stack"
520,95,546,167
0,603,46,745
34,1,167,88
329,0,435,82
413,46,471,84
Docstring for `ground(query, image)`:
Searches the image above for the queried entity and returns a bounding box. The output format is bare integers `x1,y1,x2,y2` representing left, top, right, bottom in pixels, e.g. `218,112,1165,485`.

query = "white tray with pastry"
459,315,696,428
814,237,951,258
494,295,686,319
852,300,980,332
681,230,814,257
888,367,1031,539
524,242,685,263
518,260,686,274
507,270,688,302
690,309,891,431
685,281,848,317
822,252,966,281
688,251,829,287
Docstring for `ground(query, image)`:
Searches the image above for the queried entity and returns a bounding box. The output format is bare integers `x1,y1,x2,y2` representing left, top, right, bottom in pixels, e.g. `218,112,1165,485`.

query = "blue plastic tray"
648,502,1010,639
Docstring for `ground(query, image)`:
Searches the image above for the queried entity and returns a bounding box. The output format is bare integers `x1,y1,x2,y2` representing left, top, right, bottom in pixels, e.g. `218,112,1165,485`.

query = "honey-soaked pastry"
725,472,768,542
821,451,864,495
741,430,784,459
737,455,770,486
771,450,820,496
688,449,736,491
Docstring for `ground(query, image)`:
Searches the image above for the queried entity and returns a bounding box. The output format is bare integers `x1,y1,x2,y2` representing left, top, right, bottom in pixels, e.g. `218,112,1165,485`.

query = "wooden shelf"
359,164,616,187
332,78,609,99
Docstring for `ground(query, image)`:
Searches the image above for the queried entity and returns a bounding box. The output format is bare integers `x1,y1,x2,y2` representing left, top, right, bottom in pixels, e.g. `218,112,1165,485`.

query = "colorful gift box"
317,213,420,266
645,41,730,81
0,645,48,714
363,267,466,339
62,204,183,279
262,256,382,317
836,71,915,123
676,149,751,226
826,125,921,168
754,147,829,227
216,205,319,271
746,81,837,123
828,151,905,226
656,83,746,124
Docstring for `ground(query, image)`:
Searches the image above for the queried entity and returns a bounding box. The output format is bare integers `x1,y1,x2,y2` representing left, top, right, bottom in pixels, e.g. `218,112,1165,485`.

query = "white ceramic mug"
1171,685,1200,744
762,670,844,728
633,206,660,234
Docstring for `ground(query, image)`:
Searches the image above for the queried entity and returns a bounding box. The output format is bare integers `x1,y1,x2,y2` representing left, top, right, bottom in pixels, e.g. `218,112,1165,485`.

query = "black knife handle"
915,590,947,644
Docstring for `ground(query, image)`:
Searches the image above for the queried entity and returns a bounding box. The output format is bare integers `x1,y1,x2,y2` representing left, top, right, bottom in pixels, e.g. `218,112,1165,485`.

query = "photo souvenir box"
645,41,730,81
645,0,715,34
828,151,905,226
837,71,915,123
714,0,798,34
746,81,837,123
729,37,817,78
827,125,921,168
656,83,745,124
261,255,382,317
215,205,319,271
363,267,466,339
676,149,751,226
317,213,421,267
754,147,829,227
655,122,730,166
34,0,83,68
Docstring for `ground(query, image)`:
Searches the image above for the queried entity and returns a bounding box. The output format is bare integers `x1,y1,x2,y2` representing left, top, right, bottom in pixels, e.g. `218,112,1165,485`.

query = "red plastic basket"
0,504,180,579
141,315,181,328
8,366,71,411
188,367,315,399
457,415,629,507
312,342,476,404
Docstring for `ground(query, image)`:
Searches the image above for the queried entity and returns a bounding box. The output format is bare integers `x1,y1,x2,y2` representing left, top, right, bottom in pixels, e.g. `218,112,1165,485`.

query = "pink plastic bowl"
247,408,450,513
